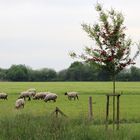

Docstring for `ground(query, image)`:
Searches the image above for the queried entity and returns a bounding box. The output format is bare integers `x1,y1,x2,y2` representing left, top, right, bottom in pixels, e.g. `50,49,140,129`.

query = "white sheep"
0,93,8,100
44,93,57,102
15,98,25,109
64,92,79,100
19,91,32,101
33,92,48,100
27,88,36,97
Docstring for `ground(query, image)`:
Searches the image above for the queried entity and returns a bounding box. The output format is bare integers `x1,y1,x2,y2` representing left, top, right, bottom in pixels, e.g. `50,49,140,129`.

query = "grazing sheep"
44,93,57,102
64,92,79,100
15,98,25,109
19,91,31,101
27,88,36,97
33,92,48,100
28,91,36,97
0,93,8,100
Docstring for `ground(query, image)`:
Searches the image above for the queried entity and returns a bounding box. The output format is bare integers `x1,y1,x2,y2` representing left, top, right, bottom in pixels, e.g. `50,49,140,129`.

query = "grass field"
0,82,140,139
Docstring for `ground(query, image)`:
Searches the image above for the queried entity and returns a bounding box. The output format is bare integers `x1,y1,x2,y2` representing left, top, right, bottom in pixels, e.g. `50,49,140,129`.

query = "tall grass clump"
0,114,140,140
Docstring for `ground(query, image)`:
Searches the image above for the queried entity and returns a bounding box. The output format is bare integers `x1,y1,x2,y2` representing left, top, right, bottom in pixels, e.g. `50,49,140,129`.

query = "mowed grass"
0,82,140,121
0,82,140,140
0,81,140,95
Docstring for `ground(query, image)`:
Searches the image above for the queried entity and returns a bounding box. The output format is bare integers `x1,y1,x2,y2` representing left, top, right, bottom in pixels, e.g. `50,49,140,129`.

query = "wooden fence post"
106,95,109,129
51,107,67,118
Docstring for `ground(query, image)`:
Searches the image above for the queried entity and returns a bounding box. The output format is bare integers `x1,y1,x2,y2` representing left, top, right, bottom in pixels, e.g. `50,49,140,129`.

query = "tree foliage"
69,3,140,126
7,65,29,81
70,3,140,86
0,63,140,81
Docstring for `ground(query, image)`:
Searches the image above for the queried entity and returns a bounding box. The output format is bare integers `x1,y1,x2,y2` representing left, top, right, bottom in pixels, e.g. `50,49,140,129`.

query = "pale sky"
0,0,140,71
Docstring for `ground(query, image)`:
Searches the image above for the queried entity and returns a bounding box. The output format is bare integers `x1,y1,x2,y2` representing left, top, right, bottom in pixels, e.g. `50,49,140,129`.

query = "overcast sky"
0,0,140,71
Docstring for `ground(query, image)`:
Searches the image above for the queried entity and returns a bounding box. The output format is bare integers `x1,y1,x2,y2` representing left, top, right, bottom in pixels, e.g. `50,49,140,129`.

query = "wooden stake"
106,95,109,129
105,94,121,130
51,107,67,117
117,95,120,130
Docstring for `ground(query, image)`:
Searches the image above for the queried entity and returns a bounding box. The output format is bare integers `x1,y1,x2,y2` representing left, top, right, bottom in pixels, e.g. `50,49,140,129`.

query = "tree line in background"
0,61,140,81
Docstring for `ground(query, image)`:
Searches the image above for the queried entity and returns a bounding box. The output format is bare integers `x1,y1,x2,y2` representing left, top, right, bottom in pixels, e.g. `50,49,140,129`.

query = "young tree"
70,3,140,124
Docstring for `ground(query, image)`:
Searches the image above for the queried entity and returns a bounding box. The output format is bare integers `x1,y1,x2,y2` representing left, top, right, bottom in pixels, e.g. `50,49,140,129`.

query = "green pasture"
0,82,140,122
0,81,140,95
0,82,140,140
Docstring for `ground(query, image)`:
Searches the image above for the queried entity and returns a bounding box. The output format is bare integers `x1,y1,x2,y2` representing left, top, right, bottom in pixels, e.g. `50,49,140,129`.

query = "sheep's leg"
28,96,31,101
76,95,79,100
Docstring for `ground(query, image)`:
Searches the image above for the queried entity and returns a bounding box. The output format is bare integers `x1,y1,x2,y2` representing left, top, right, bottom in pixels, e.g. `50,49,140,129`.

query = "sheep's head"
64,92,68,95
15,106,19,109
32,93,36,97
18,96,25,101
